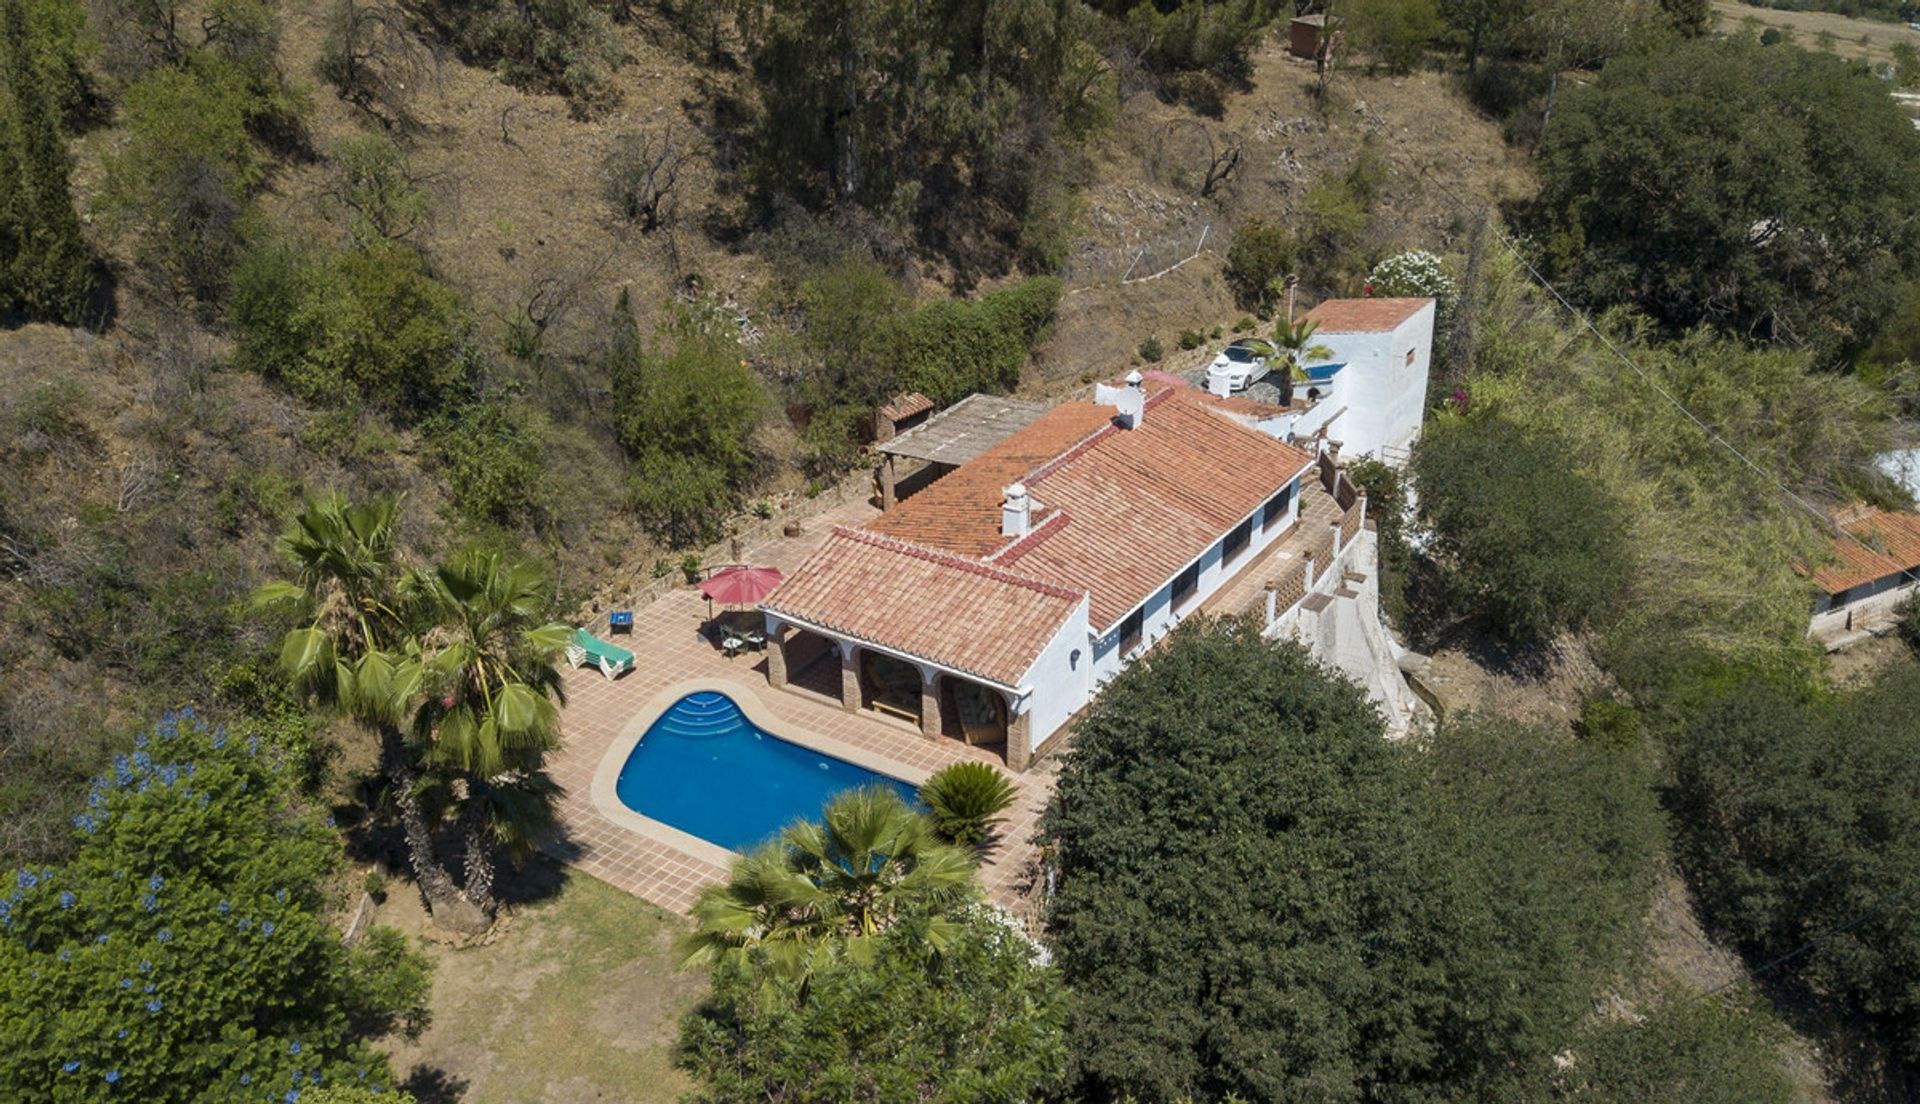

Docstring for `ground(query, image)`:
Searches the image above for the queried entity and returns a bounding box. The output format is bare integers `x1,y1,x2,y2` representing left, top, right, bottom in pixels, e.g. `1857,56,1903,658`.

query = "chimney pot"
1001,482,1032,538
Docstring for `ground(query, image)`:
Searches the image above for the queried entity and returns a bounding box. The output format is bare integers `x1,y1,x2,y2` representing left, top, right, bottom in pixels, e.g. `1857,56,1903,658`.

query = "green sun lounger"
567,627,635,681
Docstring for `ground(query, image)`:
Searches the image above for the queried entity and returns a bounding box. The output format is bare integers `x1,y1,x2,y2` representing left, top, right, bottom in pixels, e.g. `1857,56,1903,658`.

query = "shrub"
103,58,266,301
1556,991,1794,1103
1176,328,1203,350
1897,596,1920,651
231,238,470,422
1575,696,1642,750
414,0,619,108
679,553,701,584
0,710,426,1099
1668,670,1920,1061
1136,336,1164,362
898,276,1062,405
1412,414,1634,641
918,762,1018,849
1344,0,1439,74
598,127,685,231
1222,216,1298,312
425,398,547,527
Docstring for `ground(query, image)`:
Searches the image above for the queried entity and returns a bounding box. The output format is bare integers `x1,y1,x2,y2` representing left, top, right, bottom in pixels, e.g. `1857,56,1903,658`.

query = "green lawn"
383,865,708,1104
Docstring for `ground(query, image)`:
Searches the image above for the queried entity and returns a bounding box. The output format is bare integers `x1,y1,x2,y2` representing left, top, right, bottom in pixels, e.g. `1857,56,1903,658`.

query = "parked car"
1206,338,1276,392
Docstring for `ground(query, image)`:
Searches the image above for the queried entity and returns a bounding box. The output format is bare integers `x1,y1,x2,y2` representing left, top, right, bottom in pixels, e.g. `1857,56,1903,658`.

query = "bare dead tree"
319,0,438,129
1201,133,1243,199
499,250,616,372
598,126,688,232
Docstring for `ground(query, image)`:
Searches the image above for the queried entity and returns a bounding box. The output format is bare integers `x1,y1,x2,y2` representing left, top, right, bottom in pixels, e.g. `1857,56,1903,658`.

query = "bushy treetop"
1534,37,1920,360
0,710,422,1103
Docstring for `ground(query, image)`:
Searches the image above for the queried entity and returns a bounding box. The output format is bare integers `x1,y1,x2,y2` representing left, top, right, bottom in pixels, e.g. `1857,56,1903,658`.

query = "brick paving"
542,495,1058,916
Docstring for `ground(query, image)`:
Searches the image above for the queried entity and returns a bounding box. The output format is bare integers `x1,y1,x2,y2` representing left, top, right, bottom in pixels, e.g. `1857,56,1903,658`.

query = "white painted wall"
1310,301,1435,461
1020,598,1093,754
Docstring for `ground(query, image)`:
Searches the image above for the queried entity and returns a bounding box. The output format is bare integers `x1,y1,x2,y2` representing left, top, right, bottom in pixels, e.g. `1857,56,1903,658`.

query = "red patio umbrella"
699,565,785,606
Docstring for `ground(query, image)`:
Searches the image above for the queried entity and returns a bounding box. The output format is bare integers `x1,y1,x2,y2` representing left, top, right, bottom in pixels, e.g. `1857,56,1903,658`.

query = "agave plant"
918,761,1019,849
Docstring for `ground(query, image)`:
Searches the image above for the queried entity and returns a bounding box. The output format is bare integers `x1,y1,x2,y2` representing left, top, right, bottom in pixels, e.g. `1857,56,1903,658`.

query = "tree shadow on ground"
400,1065,471,1104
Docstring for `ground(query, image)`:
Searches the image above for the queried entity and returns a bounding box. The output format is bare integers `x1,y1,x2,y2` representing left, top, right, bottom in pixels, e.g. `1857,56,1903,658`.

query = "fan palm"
1272,316,1335,406
413,548,572,919
681,787,976,981
253,495,475,928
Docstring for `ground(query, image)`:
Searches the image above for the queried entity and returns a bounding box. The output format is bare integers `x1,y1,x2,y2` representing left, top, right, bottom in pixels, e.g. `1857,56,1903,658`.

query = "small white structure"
1295,297,1436,464
1803,505,1920,648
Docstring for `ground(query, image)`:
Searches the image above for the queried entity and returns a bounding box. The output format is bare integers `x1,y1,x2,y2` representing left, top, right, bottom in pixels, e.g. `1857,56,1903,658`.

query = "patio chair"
721,634,746,658
567,628,636,681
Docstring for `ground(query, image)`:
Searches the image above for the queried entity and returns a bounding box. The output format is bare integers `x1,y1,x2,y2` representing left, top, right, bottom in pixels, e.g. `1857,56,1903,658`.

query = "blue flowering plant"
0,711,429,1102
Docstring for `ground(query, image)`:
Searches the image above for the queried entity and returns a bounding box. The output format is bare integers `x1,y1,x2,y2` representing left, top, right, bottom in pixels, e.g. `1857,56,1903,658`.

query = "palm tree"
1272,316,1335,406
253,495,482,930
681,787,976,980
412,548,572,920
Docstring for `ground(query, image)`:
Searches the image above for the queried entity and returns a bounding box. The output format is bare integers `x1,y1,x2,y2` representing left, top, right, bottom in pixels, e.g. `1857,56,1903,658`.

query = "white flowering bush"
1368,250,1457,305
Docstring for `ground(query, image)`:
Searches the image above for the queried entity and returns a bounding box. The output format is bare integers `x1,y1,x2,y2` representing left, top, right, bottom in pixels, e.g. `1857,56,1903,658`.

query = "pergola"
873,394,1046,509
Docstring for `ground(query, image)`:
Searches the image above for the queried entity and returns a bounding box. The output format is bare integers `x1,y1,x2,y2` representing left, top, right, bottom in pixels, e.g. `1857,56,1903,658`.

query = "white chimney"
1095,372,1147,429
1001,482,1032,538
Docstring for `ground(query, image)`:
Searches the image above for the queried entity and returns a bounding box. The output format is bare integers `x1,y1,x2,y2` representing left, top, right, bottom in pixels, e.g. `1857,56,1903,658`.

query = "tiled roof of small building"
876,392,934,422
761,527,1083,687
1803,506,1920,595
1299,297,1433,333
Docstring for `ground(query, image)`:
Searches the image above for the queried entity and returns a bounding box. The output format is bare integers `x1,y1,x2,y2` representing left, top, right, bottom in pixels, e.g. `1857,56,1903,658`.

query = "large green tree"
735,0,1108,266
1533,38,1920,360
1044,620,1671,1102
0,0,93,323
1042,620,1440,1102
1411,412,1633,642
0,711,429,1101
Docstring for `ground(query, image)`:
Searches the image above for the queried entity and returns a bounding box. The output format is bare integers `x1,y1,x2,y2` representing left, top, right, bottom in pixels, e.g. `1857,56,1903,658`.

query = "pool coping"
588,676,936,870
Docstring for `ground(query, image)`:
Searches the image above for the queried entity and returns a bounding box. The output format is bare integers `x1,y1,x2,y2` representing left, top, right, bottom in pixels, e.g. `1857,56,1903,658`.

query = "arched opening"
780,628,840,700
859,650,923,725
945,678,1008,748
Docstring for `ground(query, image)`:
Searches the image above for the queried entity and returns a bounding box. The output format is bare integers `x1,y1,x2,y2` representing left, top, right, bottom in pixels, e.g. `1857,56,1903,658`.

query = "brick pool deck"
542,496,1059,916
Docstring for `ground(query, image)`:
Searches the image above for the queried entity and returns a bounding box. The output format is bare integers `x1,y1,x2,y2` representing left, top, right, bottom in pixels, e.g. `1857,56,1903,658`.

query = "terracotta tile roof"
867,401,1119,555
1000,389,1315,628
760,527,1083,687
1299,297,1432,333
1802,506,1920,595
868,383,1315,631
876,392,934,422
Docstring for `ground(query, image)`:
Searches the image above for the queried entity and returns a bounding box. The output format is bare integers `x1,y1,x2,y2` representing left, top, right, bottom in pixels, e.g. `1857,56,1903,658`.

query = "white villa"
758,298,1436,769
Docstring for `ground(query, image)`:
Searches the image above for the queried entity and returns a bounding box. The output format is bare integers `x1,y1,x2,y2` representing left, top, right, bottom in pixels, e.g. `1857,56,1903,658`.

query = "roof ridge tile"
833,525,1085,602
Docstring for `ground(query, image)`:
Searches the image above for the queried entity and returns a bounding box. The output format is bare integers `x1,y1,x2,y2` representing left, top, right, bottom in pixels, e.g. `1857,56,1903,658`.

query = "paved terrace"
542,495,1059,916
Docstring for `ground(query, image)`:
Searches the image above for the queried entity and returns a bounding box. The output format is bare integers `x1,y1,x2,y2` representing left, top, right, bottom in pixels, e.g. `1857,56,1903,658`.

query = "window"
1262,483,1295,531
1405,348,1416,367
1222,518,1253,564
1119,608,1144,655
1172,563,1200,609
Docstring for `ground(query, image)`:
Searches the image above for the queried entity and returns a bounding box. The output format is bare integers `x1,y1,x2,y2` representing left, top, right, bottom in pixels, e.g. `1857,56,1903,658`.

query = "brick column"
1006,703,1032,772
839,644,861,713
766,623,790,688
919,671,940,740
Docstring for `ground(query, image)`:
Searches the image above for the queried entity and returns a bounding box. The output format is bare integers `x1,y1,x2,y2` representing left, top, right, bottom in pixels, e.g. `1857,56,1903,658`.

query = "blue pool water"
614,691,921,852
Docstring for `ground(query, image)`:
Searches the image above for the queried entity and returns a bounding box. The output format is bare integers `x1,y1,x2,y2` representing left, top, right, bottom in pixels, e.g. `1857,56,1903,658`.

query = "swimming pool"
613,690,921,852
